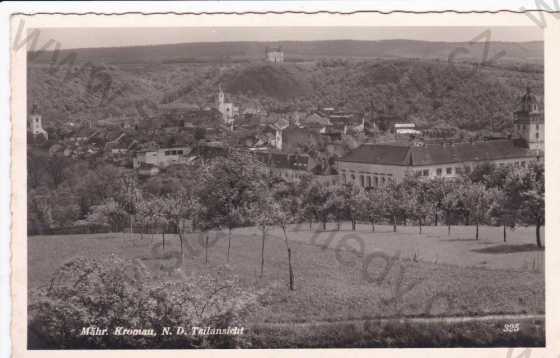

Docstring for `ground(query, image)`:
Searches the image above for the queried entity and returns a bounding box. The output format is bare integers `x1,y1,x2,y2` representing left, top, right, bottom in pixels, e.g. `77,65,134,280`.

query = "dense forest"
29,55,543,134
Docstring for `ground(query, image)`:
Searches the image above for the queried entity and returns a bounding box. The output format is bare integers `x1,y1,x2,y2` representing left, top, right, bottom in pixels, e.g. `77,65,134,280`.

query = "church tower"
513,86,543,151
218,84,225,107
29,103,48,139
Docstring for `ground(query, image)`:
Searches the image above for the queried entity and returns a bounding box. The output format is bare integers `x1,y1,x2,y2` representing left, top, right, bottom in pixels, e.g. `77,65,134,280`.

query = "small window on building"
374,177,379,187
342,174,346,183
381,177,386,185
521,161,526,168
446,167,452,175
436,168,442,176
455,167,463,174
465,166,471,173
536,132,539,139
350,174,355,181
422,169,429,176
360,175,365,187
367,176,371,188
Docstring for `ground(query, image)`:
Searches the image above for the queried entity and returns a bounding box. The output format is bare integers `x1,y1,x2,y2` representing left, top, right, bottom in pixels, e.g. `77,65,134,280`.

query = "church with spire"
217,85,239,129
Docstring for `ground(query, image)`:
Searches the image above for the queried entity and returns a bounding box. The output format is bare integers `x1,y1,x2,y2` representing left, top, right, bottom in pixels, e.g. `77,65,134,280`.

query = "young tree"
489,167,524,242
361,188,386,232
86,198,128,233
384,181,407,232
136,196,167,242
411,182,432,234
249,179,277,278
425,177,448,226
460,181,492,240
295,175,315,230
115,173,140,239
326,184,347,231
301,181,333,231
399,174,430,234
197,152,260,262
441,186,460,236
344,183,363,231
519,162,545,248
160,190,200,256
271,182,299,290
319,186,335,231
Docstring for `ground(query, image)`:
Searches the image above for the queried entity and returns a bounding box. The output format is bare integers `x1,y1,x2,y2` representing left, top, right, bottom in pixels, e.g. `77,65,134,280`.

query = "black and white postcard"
8,9,560,358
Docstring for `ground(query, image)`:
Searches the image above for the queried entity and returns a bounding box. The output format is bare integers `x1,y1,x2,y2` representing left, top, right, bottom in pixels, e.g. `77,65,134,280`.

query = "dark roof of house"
338,140,537,167
339,143,410,165
255,151,309,170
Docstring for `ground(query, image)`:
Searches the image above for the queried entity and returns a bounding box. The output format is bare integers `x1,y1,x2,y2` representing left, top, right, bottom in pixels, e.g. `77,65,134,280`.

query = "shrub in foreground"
28,255,260,349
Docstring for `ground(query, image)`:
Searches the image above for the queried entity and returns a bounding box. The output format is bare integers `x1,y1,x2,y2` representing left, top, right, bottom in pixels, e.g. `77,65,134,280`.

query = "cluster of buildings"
337,86,544,186
29,82,544,186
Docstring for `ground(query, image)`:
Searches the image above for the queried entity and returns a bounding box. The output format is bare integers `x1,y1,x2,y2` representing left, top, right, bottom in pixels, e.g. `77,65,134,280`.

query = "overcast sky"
36,26,543,50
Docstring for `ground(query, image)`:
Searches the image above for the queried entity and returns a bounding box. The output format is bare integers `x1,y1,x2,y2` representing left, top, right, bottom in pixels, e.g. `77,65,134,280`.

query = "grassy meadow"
28,223,545,347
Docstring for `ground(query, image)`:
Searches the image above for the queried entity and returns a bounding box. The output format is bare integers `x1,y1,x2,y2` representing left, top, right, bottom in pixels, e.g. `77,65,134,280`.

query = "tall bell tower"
29,103,48,139
513,86,543,151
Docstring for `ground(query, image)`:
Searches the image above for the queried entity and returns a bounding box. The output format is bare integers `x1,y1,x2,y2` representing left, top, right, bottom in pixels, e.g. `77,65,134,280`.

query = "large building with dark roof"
337,87,544,187
337,140,540,186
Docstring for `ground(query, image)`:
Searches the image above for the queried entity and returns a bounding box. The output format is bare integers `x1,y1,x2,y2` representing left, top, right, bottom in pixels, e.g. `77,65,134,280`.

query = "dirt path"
253,313,545,328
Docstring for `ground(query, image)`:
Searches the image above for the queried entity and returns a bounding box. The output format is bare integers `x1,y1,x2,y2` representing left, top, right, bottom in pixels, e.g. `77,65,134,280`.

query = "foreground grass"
250,317,545,348
27,225,546,347
28,226,545,324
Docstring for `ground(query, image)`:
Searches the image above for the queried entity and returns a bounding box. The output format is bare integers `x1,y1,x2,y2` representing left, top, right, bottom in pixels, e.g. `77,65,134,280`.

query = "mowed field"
28,223,545,326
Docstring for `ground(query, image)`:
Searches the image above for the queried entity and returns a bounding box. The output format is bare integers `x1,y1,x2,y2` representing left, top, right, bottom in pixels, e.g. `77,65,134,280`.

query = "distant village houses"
133,145,192,171
265,46,284,63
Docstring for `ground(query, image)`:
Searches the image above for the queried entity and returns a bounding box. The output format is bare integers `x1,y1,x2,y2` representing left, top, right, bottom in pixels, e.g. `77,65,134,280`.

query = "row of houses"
129,86,544,185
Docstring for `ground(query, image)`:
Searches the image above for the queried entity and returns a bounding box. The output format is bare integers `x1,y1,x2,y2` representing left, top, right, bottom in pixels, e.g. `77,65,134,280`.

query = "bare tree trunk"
288,248,294,290
322,221,326,231
226,227,232,262
371,220,375,233
503,224,507,242
336,221,340,231
352,219,356,231
129,214,133,243
475,222,479,240
205,233,209,264
282,226,295,291
448,224,451,236
434,208,438,226
162,231,165,249
393,215,397,232
419,219,422,234
536,222,543,248
260,226,266,277
178,228,183,255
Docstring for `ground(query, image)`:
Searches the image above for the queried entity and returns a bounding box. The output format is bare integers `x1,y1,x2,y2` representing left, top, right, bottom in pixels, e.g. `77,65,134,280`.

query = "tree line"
28,147,544,291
